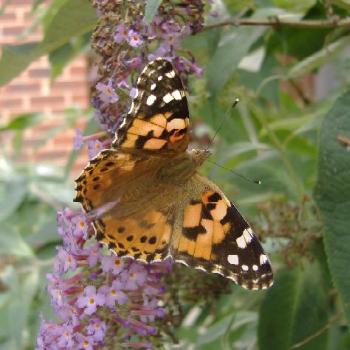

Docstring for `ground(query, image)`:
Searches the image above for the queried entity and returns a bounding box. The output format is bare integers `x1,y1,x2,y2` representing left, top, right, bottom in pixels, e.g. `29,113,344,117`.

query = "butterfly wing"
74,148,176,262
112,58,190,153
171,174,273,290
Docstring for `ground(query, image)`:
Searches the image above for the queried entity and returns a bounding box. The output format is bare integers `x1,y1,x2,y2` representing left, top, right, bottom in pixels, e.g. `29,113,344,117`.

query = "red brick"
71,95,89,105
7,0,32,4
52,134,74,146
34,150,68,160
3,26,26,36
30,96,65,108
31,120,63,133
6,83,40,93
51,81,88,92
70,66,87,76
0,98,23,108
0,3,90,171
28,68,50,78
0,12,17,21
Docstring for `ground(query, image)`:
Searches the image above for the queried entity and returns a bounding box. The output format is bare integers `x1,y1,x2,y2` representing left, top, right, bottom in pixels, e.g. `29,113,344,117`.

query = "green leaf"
207,26,264,94
266,3,331,60
144,0,162,24
42,0,96,47
288,35,350,79
0,43,42,86
0,178,27,221
0,224,34,257
315,89,350,322
1,265,39,348
0,0,96,86
0,113,42,132
49,41,81,79
258,266,328,350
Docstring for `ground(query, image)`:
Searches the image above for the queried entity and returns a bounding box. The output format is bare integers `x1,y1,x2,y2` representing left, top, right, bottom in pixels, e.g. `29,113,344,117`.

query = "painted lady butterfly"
74,58,273,290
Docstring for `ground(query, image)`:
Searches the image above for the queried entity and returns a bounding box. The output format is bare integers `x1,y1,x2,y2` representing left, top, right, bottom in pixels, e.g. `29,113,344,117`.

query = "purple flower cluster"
38,2,206,348
37,208,172,349
90,0,204,132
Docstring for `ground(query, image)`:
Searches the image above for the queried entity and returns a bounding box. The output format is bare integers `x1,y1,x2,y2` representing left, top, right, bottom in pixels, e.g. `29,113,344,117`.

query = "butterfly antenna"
207,159,261,185
205,98,261,185
208,98,240,148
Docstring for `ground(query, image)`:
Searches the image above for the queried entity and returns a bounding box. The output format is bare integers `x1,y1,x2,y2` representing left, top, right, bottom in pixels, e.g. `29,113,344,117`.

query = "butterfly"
74,58,273,290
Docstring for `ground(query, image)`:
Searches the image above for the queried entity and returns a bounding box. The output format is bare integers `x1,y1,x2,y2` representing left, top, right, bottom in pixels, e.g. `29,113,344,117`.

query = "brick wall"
0,0,90,174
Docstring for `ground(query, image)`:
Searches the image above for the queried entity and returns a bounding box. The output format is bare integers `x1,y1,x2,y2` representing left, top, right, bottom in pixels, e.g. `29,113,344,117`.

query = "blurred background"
0,0,89,171
1,0,350,349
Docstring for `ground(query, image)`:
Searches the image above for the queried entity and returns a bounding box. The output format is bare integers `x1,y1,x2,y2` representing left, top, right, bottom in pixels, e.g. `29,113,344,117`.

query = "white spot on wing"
236,235,247,249
158,75,163,81
146,94,157,105
260,254,268,265
128,101,135,114
165,70,175,78
120,118,127,128
227,254,239,265
195,266,206,272
150,83,156,91
252,264,258,271
243,228,253,243
242,264,249,271
163,93,173,104
172,89,182,100
226,275,238,283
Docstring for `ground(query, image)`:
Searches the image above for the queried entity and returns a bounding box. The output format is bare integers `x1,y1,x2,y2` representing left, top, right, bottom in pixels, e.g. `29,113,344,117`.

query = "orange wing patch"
175,192,231,261
114,112,189,152
93,208,173,262
74,149,137,212
172,176,273,290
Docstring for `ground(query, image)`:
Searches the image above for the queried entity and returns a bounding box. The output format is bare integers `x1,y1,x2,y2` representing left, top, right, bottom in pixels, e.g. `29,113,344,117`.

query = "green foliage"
144,0,163,24
315,90,350,322
259,266,329,350
1,0,350,349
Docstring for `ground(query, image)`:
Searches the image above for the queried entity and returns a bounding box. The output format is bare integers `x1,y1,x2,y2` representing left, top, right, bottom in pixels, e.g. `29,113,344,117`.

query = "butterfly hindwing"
94,207,174,263
112,58,190,152
171,175,273,290
74,149,175,262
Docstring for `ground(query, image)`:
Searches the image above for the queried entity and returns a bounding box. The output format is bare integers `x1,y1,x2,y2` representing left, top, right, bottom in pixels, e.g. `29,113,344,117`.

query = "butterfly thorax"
156,148,211,184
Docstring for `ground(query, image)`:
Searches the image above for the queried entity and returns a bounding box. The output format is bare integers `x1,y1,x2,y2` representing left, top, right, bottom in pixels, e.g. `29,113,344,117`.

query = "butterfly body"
75,58,273,290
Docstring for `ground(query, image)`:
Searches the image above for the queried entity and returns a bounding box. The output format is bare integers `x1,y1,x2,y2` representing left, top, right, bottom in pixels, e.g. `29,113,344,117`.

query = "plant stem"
203,16,350,31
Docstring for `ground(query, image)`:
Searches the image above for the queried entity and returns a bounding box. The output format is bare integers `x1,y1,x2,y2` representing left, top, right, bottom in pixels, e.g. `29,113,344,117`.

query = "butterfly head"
189,148,211,166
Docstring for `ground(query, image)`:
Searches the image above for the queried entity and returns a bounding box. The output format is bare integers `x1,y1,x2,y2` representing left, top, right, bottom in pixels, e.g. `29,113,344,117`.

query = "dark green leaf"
144,0,162,24
266,3,331,60
315,89,350,322
258,266,328,350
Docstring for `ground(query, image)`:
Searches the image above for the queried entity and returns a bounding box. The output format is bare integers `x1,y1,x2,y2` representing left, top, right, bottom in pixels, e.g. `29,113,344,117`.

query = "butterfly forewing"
112,58,190,153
